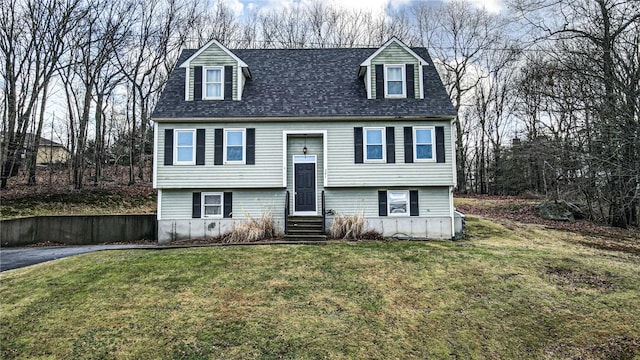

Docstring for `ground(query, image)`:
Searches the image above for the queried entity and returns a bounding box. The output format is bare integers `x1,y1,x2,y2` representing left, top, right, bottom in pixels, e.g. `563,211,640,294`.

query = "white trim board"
179,39,248,68
282,130,328,188
292,155,318,215
360,37,429,67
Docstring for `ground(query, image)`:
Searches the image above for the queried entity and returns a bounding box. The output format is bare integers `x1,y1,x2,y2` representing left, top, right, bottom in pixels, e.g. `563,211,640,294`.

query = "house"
0,133,69,169
152,37,458,243
35,137,69,164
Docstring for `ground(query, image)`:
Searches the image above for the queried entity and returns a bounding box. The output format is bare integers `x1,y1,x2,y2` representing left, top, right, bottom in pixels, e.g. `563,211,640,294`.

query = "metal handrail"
321,190,326,235
284,190,290,235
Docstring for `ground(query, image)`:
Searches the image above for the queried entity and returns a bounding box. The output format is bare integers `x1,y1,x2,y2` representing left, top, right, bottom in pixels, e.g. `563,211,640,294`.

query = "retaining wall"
1,214,156,247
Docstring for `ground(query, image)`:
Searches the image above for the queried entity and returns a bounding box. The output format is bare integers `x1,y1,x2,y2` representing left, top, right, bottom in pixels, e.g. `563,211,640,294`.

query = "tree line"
1,0,638,228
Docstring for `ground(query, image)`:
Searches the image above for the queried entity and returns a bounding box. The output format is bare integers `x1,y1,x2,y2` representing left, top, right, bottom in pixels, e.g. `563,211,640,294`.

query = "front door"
294,162,316,212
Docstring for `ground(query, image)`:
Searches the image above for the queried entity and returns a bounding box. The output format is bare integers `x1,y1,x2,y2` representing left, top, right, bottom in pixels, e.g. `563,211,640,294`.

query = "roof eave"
151,114,456,123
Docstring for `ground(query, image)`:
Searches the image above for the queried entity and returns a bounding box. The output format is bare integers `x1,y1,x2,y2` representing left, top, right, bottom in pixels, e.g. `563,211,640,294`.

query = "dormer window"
385,65,406,98
204,67,223,100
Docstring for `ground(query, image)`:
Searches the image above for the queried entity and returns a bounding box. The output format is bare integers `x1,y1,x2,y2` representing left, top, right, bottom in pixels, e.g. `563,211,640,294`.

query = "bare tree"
0,0,81,189
59,0,134,189
412,0,507,192
510,0,640,227
115,0,200,185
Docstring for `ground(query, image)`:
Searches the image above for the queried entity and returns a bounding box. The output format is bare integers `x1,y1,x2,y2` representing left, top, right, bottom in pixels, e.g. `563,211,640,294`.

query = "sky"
223,0,506,17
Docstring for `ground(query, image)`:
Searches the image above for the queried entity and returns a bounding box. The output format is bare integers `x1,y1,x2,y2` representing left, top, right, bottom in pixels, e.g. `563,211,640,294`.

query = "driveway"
0,245,157,272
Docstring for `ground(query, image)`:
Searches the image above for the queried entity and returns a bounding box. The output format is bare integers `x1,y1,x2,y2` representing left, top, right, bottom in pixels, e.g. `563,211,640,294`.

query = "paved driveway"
0,245,157,272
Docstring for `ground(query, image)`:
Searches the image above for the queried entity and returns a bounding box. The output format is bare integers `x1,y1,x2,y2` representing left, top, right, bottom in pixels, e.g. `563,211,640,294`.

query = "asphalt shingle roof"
151,47,457,119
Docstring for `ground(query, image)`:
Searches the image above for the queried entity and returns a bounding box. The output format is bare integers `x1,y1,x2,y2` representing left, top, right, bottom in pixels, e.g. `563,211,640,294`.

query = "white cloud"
239,0,411,16
238,0,504,16
327,0,411,13
448,0,503,13
221,0,245,17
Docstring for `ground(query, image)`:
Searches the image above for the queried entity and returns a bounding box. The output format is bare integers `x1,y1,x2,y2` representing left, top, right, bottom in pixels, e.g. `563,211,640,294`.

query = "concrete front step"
287,228,324,234
284,234,328,241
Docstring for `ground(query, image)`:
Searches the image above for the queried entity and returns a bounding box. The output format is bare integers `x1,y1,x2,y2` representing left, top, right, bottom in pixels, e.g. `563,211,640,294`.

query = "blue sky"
222,0,506,16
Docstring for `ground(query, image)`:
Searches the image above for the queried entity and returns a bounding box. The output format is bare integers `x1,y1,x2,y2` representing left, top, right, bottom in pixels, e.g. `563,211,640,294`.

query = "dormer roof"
359,37,429,68
179,39,249,69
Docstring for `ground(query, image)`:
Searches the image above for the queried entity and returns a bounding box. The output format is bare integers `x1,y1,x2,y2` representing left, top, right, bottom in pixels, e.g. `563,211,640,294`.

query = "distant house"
34,137,69,164
0,133,69,166
152,37,459,243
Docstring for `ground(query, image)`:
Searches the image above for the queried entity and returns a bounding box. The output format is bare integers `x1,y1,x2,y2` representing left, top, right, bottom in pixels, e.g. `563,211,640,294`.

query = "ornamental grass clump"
224,212,276,243
330,212,366,240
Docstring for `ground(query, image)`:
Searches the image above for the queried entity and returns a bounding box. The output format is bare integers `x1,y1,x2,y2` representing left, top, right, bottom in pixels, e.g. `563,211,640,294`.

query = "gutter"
151,115,457,123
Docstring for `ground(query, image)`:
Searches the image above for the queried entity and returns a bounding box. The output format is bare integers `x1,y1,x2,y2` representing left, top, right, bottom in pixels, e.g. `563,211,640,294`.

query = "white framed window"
202,192,223,218
224,129,245,164
384,64,406,98
174,129,196,165
203,66,223,100
388,190,409,216
364,127,385,162
414,127,435,161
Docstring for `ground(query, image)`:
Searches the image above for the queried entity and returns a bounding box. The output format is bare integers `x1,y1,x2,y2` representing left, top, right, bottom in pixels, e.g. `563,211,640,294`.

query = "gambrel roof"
152,47,456,120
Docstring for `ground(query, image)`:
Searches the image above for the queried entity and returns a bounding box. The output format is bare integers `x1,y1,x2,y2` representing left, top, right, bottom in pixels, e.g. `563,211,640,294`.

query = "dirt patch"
545,265,615,292
585,336,640,360
546,336,640,360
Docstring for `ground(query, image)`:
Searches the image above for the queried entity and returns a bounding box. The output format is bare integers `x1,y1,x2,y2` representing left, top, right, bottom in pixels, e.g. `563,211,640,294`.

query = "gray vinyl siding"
161,188,285,220
370,42,421,99
325,187,450,218
156,120,454,189
286,136,324,213
189,45,238,101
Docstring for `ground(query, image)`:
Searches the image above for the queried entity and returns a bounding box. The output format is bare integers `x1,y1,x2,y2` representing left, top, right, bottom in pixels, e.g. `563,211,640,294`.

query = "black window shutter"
404,127,413,163
410,190,419,216
386,127,395,163
192,192,201,218
406,64,415,99
194,66,202,101
246,128,255,165
378,190,388,216
436,126,445,163
223,192,233,218
196,129,205,165
354,127,363,164
224,66,233,100
214,128,223,165
375,64,384,99
164,129,173,165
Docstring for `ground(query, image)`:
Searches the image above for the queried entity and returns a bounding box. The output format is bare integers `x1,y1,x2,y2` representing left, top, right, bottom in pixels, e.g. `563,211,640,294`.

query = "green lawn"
1,217,639,359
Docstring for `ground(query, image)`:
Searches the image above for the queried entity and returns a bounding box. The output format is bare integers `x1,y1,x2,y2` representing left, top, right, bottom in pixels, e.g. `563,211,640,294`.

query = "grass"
0,187,156,218
1,218,640,359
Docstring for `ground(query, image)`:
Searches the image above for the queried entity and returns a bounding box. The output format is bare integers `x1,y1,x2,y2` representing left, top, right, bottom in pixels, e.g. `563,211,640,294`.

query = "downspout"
450,186,455,239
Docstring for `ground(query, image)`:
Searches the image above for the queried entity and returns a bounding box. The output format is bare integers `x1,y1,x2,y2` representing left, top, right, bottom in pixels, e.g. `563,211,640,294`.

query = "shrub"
359,230,384,240
330,212,366,240
224,212,276,243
